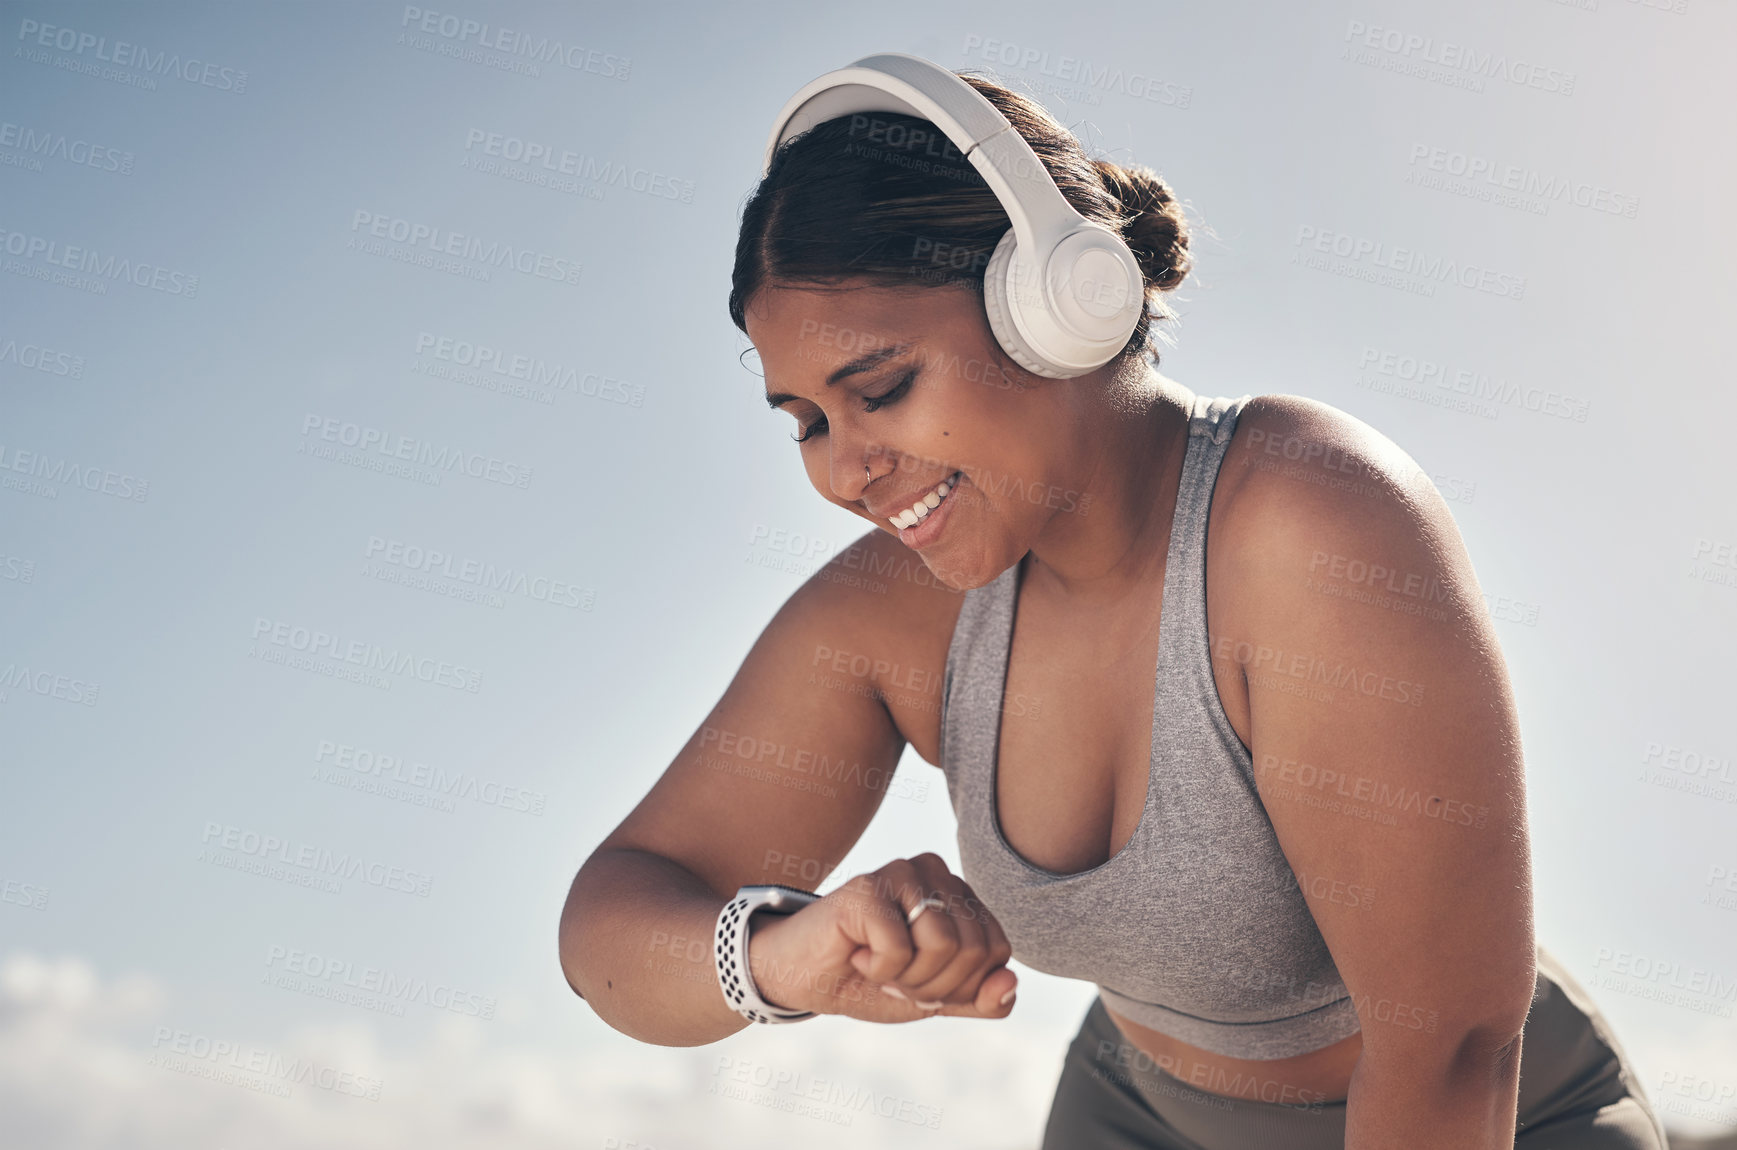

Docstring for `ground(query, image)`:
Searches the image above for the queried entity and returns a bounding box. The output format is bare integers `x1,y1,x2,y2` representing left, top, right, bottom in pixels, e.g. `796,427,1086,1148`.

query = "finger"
899,887,989,1004
971,964,1020,1016
923,964,1017,1019
935,879,1015,985
917,879,1017,1016
838,872,918,986
883,885,962,994
894,867,1008,1003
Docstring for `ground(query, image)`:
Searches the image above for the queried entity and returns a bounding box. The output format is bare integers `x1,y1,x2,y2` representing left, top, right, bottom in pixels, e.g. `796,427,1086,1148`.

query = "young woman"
559,56,1668,1150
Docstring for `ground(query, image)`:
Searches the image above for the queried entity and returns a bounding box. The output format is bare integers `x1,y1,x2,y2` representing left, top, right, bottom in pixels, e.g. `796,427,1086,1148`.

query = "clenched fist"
744,852,1018,1023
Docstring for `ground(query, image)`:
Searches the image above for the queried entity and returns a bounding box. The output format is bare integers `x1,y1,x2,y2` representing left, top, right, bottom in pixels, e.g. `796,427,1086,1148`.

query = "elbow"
1445,1011,1530,1092
557,880,589,1002
560,935,587,1001
1450,961,1542,1082
1359,988,1537,1092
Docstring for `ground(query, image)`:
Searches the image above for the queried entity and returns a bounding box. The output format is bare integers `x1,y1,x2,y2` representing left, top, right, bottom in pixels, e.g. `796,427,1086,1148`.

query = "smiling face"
747,278,1094,591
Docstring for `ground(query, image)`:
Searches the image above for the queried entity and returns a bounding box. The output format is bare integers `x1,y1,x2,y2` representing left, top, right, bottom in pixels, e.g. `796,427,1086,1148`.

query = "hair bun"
1093,160,1190,293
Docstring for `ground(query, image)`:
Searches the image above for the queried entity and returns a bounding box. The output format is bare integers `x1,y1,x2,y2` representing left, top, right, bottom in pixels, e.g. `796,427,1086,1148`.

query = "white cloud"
0,951,1071,1149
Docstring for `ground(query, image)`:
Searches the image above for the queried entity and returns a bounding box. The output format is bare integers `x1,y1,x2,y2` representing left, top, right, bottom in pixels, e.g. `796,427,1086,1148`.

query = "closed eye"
791,367,918,444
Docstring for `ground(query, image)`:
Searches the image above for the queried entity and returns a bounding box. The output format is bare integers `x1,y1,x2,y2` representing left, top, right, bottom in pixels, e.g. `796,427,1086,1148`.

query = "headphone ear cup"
982,228,1068,379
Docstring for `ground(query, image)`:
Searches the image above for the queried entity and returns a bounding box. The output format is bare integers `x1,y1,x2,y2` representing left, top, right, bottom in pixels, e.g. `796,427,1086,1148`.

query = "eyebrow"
763,343,914,410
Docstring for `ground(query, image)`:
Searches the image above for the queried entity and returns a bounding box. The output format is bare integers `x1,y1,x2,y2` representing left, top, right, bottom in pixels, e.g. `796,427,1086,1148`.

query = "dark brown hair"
729,70,1192,371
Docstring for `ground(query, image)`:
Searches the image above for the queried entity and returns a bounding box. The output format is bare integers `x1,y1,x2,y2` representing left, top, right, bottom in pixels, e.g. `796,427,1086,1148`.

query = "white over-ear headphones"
761,52,1146,380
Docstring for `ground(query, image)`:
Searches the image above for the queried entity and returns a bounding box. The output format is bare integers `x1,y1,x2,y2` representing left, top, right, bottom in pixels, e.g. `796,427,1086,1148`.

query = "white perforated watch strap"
715,884,822,1024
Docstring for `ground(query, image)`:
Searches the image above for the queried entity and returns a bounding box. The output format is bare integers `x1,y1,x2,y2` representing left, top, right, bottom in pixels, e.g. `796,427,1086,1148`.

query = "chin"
917,545,1004,594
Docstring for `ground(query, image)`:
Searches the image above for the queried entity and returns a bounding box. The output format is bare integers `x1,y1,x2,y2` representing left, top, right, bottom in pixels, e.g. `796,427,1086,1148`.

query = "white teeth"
890,471,961,530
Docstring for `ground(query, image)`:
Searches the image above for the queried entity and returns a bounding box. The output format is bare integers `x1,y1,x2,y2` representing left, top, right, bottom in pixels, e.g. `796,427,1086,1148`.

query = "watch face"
740,884,818,911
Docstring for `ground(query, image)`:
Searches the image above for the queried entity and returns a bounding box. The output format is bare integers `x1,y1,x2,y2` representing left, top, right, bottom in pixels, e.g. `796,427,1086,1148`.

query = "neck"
1021,366,1195,604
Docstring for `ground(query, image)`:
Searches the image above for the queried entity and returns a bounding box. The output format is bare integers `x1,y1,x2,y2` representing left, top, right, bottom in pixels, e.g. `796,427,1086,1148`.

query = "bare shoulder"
1203,390,1496,738
1218,393,1437,508
800,526,971,768
1212,392,1466,573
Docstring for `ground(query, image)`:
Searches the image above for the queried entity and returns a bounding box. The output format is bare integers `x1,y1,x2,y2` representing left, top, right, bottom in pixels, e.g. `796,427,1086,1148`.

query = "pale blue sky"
2,1,1734,1146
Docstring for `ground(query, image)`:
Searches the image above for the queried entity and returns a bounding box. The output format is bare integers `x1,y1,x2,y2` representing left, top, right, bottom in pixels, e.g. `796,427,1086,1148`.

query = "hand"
745,852,1018,1023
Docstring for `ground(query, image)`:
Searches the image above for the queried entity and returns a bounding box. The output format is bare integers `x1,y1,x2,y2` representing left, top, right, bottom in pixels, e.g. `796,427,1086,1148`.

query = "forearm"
1344,1035,1523,1150
559,847,750,1046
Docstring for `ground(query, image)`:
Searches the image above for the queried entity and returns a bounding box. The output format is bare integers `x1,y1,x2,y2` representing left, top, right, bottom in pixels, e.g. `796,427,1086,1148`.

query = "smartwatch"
715,883,822,1024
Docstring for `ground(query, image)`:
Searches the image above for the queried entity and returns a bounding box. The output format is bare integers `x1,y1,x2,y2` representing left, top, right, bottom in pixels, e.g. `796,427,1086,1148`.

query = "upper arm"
593,531,936,899
1218,396,1537,1064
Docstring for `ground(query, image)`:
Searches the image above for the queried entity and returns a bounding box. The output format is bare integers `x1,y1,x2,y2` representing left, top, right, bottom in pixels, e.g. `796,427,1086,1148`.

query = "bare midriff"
1104,1004,1362,1105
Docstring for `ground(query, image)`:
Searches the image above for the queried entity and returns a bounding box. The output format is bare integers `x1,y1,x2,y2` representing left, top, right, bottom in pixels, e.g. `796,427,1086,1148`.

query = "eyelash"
791,368,917,444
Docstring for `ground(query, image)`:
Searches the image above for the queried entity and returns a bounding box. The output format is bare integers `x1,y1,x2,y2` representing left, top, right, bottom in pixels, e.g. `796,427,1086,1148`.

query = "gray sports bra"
938,392,1363,1060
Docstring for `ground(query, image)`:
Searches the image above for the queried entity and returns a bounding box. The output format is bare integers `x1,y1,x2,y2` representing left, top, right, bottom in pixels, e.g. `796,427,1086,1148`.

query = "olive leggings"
1041,945,1669,1149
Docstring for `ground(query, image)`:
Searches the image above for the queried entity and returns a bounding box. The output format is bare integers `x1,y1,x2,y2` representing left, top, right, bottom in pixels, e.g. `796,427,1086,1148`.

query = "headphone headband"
761,53,1082,266
759,52,1146,378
